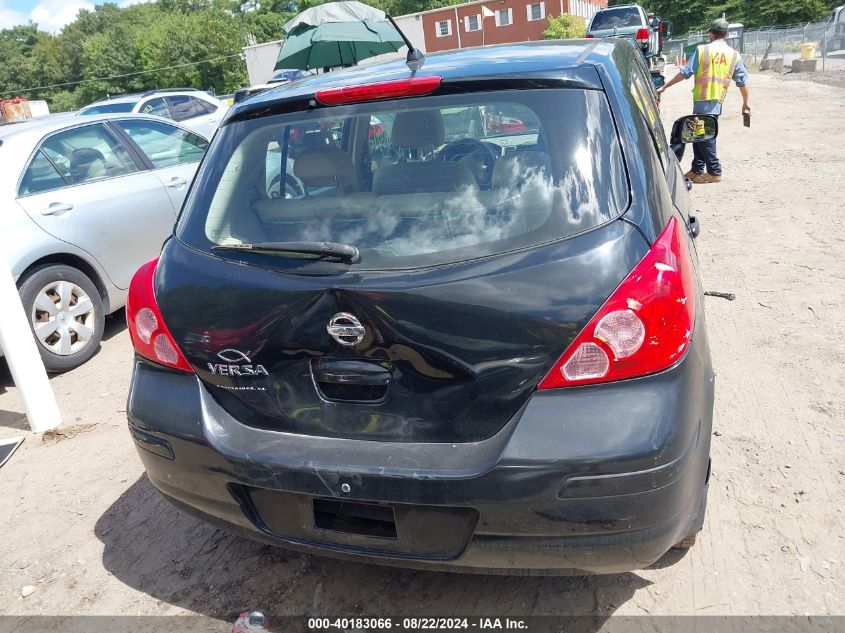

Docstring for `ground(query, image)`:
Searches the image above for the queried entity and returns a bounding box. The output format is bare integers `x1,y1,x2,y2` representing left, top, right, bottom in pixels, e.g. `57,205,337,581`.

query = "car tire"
17,264,105,373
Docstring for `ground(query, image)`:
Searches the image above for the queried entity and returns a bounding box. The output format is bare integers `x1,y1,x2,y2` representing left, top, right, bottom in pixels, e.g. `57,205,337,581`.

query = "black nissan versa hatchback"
126,39,717,574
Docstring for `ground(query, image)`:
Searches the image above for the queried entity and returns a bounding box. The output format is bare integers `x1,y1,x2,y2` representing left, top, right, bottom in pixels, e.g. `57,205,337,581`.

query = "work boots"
685,171,722,184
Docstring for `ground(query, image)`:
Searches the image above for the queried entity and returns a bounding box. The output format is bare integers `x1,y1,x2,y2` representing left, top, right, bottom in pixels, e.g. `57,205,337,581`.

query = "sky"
0,0,149,33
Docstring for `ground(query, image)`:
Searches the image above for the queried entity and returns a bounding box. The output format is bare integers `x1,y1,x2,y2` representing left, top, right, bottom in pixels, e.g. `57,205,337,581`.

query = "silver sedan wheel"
30,280,97,356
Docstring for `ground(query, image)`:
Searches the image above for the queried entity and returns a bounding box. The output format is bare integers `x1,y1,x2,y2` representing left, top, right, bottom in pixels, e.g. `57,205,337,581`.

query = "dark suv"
125,40,716,574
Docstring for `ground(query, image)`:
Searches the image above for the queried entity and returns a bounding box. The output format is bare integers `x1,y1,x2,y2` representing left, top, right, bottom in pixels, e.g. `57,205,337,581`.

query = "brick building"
396,0,608,54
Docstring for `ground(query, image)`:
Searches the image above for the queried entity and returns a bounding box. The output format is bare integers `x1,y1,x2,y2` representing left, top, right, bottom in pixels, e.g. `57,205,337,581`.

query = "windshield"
78,102,137,115
177,88,628,271
272,71,304,82
590,7,642,30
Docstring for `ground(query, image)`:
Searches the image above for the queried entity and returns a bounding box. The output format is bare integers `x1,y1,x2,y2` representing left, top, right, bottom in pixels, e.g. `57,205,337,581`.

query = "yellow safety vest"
692,41,740,103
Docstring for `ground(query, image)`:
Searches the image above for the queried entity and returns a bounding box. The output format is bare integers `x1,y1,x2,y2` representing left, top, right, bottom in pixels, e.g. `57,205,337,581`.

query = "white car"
0,113,209,371
77,88,226,139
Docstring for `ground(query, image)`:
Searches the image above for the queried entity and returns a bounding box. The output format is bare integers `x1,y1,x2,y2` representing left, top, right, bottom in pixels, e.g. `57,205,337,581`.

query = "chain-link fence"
743,21,845,73
663,12,845,76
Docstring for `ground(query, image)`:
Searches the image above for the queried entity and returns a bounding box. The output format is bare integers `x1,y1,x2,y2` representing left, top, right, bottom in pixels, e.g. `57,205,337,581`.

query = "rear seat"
372,109,477,195
249,130,551,245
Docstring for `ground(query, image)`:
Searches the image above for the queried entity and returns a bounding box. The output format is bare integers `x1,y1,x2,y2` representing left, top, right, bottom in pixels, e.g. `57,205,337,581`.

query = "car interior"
193,89,630,270
17,121,209,197
116,120,208,169
19,125,139,195
204,99,569,261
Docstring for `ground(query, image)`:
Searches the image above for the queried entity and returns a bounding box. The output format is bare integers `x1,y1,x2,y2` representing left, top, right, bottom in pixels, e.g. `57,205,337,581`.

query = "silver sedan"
0,113,208,371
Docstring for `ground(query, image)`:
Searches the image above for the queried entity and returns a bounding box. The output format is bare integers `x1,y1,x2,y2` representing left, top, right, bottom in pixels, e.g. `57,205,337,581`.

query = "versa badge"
208,348,269,376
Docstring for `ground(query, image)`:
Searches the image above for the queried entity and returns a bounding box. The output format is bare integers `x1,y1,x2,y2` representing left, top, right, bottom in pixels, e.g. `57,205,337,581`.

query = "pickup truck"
586,4,669,85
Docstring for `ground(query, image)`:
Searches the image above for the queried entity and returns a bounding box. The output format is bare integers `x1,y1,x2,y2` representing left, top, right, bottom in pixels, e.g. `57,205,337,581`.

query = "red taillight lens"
585,33,594,38
538,217,695,389
126,258,193,373
315,76,441,105
636,28,649,41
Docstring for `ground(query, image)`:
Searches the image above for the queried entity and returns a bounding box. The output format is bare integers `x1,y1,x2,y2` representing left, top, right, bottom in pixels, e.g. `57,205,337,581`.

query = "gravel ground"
0,71,843,627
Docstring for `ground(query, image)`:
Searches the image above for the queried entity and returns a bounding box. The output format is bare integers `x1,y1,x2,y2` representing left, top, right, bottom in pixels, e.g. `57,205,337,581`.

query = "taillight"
315,76,441,105
585,34,594,38
538,217,695,389
636,28,650,42
126,258,193,373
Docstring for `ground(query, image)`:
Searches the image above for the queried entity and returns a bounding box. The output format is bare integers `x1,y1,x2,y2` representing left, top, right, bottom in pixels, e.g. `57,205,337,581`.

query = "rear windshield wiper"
211,241,361,264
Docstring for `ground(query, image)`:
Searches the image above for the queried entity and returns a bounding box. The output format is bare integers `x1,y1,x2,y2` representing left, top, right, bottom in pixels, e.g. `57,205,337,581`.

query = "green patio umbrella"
283,1,387,33
275,20,406,71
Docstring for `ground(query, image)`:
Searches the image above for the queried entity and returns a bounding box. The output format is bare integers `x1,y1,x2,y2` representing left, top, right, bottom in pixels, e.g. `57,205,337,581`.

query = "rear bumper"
127,332,715,574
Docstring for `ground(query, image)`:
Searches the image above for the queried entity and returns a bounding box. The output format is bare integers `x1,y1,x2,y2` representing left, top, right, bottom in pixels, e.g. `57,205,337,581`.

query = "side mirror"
670,114,719,146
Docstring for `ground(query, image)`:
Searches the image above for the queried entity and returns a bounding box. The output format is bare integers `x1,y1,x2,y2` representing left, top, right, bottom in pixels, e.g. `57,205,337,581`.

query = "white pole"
0,252,62,433
454,7,462,49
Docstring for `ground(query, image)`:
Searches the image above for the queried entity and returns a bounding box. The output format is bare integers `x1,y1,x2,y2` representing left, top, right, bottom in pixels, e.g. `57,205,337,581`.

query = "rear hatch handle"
311,359,392,404
312,359,391,386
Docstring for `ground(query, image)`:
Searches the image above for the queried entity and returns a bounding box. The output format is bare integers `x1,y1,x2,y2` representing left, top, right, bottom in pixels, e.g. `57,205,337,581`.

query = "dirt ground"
1,71,844,626
782,68,845,90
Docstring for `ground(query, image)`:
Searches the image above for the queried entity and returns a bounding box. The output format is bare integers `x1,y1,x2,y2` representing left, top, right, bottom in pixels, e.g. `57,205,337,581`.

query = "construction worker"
657,18,750,183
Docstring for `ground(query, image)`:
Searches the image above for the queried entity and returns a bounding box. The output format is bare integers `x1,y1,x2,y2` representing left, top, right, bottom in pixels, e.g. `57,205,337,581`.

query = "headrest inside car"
293,146,358,191
391,110,445,148
69,148,107,183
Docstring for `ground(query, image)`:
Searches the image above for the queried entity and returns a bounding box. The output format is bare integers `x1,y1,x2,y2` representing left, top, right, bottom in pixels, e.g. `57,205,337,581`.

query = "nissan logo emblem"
327,312,366,346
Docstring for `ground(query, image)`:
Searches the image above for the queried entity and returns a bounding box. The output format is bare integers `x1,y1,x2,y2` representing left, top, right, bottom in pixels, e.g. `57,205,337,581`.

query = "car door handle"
40,202,74,216
166,177,188,188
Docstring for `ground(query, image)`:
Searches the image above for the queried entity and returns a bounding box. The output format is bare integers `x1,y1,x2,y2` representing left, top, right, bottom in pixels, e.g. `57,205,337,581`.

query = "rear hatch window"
589,7,642,31
176,88,628,271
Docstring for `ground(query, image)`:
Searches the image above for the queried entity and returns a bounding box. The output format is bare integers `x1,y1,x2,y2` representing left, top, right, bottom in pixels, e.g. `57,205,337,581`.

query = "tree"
755,0,832,25
132,6,246,94
58,4,126,83
620,0,841,35
0,0,255,110
241,7,292,42
543,14,587,39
